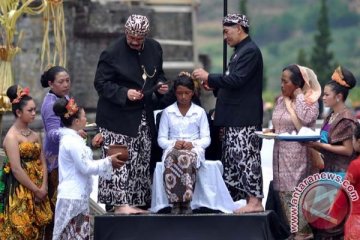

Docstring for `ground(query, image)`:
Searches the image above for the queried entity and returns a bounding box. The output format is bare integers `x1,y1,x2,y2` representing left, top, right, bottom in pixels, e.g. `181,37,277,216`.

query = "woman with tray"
271,64,320,239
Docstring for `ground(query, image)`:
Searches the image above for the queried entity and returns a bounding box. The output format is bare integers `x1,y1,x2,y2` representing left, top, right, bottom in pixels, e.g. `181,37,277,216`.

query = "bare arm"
38,132,48,191
306,138,354,157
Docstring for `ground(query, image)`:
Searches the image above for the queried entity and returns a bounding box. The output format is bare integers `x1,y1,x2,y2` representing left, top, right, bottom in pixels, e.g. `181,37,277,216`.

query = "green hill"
196,0,360,97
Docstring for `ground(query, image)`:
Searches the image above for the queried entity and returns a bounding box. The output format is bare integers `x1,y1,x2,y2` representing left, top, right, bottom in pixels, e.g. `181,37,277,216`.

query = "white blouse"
57,128,112,200
158,102,211,167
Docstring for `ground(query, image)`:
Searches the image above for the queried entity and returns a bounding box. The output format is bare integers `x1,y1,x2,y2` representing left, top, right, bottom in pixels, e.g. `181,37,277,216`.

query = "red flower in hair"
64,98,79,119
12,87,30,104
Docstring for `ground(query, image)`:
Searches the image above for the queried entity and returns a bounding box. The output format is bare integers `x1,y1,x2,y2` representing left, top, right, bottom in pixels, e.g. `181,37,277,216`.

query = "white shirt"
57,128,112,200
157,102,210,167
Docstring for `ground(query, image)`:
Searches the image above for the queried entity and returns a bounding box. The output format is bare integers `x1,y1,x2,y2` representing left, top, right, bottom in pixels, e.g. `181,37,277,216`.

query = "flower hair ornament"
178,71,191,78
331,66,350,88
12,86,30,104
179,71,200,87
64,98,79,119
178,71,201,96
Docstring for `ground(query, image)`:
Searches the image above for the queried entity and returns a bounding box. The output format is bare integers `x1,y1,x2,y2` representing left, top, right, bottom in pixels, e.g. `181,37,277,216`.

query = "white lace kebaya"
53,127,112,240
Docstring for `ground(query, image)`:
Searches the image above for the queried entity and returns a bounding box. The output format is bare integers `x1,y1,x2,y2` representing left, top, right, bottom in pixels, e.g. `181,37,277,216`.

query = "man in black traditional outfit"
94,14,168,214
193,13,264,213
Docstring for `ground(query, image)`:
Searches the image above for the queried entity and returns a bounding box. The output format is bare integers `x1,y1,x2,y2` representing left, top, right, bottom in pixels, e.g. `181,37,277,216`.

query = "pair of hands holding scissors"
127,82,169,101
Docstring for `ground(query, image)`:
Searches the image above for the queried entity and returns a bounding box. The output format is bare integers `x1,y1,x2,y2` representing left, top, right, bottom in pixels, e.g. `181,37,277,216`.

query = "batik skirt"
221,126,263,200
52,198,90,240
98,112,152,207
278,191,312,236
163,149,197,203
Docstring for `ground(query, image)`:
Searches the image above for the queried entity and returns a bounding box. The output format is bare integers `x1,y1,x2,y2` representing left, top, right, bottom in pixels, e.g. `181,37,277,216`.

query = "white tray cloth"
149,160,237,213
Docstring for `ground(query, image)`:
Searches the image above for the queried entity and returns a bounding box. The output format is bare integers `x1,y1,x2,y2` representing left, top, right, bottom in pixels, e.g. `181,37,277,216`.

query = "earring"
336,98,339,103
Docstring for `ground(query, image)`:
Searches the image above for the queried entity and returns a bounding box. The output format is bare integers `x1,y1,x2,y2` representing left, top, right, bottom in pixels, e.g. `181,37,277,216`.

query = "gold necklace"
141,65,157,80
328,112,339,124
18,128,32,137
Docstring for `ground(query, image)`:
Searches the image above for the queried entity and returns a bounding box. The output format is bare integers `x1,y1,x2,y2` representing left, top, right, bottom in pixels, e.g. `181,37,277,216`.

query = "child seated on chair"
157,72,210,214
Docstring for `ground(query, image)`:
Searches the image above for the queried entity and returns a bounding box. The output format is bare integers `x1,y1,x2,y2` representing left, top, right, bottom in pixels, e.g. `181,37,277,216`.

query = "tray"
255,131,278,140
276,135,320,142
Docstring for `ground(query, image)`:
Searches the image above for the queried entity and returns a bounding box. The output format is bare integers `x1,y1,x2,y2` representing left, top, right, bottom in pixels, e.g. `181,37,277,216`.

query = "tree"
310,0,334,87
239,0,247,15
263,66,268,91
297,48,308,66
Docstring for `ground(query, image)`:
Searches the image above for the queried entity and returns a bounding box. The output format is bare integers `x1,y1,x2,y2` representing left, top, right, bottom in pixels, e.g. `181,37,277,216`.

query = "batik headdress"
223,14,250,28
125,14,150,36
64,98,79,119
12,86,30,104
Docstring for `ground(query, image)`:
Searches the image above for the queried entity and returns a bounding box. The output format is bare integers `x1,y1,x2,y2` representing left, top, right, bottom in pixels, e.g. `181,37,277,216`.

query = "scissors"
141,79,173,95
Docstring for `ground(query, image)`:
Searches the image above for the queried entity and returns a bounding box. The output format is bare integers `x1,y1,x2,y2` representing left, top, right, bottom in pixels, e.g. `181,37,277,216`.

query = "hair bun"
342,66,357,89
332,66,357,89
53,98,68,117
6,85,19,102
40,71,50,88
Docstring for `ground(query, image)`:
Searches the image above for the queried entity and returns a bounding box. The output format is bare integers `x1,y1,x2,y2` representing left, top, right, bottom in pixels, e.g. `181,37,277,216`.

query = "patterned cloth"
272,94,319,191
271,93,318,237
223,13,249,27
98,112,152,206
278,191,312,235
124,14,150,36
163,149,197,203
221,126,263,200
59,214,90,240
320,108,357,172
52,199,89,240
158,102,210,168
0,142,52,240
53,127,112,240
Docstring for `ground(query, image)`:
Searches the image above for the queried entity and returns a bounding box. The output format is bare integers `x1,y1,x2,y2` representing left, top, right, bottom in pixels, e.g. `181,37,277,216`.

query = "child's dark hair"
354,123,360,140
53,98,82,127
40,66,69,88
174,72,195,92
6,85,33,117
326,66,356,101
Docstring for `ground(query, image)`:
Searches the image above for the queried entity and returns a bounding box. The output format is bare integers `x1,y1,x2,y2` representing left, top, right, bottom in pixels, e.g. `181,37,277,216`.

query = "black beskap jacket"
94,36,166,138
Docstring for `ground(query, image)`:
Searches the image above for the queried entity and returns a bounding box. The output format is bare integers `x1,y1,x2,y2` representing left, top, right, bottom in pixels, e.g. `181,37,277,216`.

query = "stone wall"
13,0,198,110
2,0,217,140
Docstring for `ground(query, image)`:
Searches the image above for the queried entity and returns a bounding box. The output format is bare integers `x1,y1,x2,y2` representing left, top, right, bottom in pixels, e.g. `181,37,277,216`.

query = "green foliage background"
196,0,360,104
